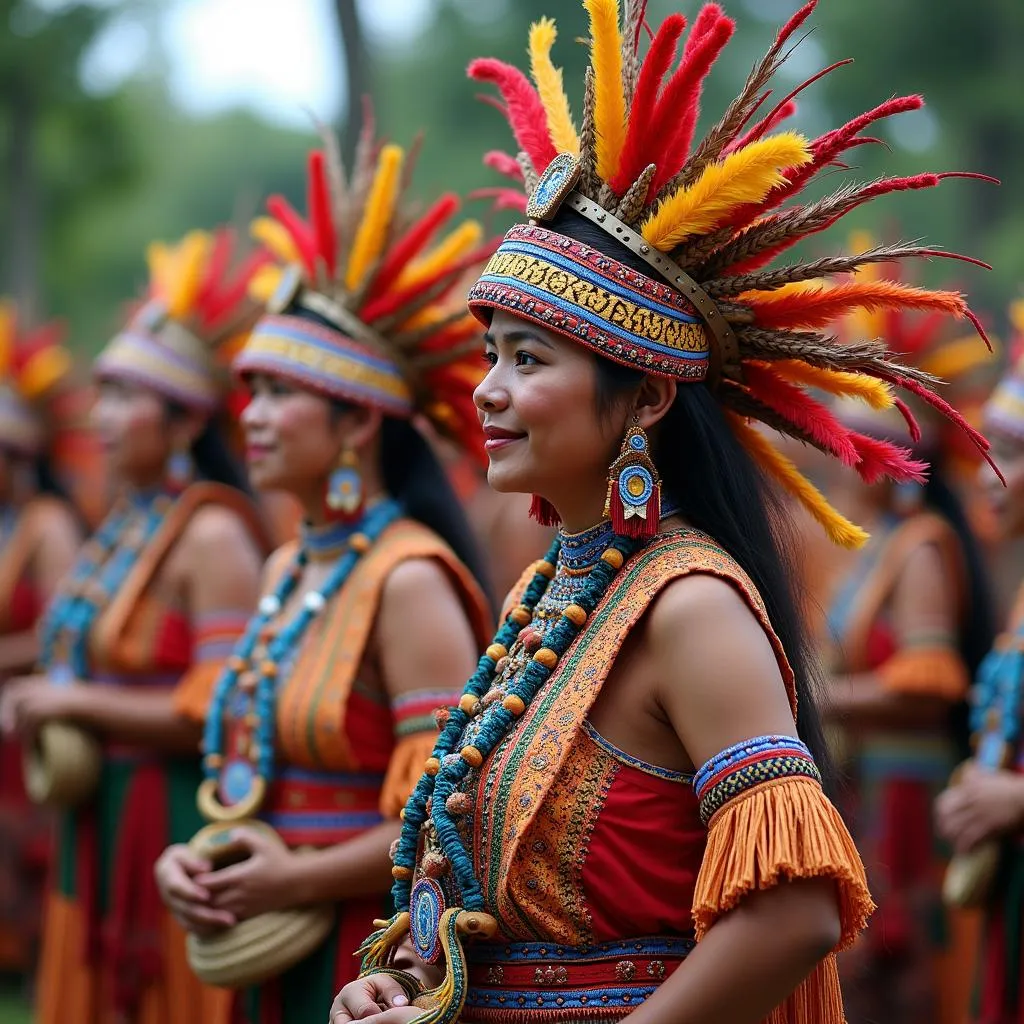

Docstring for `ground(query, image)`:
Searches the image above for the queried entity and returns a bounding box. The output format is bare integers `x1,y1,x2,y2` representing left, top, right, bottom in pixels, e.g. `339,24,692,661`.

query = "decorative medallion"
526,153,581,222
410,876,447,964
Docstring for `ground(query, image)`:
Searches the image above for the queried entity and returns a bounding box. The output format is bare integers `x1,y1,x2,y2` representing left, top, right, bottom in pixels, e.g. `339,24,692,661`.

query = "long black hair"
166,402,251,493
550,207,834,783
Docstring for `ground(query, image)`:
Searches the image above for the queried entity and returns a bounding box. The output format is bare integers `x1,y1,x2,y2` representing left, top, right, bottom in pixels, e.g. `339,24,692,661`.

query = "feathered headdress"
0,300,73,455
466,0,997,546
236,114,497,462
95,229,269,412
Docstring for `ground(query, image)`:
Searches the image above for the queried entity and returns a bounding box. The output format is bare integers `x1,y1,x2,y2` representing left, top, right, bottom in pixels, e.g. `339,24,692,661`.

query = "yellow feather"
1010,298,1024,336
249,265,283,304
399,305,447,332
0,301,15,377
583,0,626,181
346,144,405,291
251,216,301,265
770,360,894,409
918,335,996,381
146,242,173,302
166,231,213,319
20,346,71,399
396,221,483,291
641,133,812,251
529,18,579,156
727,413,869,549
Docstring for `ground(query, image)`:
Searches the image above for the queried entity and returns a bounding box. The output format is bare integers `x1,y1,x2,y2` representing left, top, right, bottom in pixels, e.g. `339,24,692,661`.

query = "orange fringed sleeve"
691,737,874,1024
172,610,253,722
877,645,969,700
379,687,461,817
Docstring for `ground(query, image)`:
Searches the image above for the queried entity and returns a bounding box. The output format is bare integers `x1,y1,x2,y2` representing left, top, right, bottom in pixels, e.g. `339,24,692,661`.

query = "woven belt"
463,935,694,1022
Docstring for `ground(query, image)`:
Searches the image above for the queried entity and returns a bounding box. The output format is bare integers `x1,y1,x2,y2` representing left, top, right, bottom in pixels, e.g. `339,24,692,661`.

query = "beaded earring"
528,495,560,526
167,444,194,491
325,447,364,522
604,419,661,539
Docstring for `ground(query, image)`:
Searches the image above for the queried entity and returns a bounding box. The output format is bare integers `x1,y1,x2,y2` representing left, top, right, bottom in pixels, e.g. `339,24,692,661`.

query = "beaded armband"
392,689,460,739
693,735,821,826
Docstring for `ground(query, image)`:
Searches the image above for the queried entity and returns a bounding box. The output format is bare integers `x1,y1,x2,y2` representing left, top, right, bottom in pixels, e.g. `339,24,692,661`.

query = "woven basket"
185,820,335,988
24,721,102,807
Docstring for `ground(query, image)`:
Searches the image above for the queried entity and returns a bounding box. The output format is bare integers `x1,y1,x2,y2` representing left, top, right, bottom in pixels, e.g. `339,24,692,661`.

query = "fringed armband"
877,644,969,700
691,735,874,1024
380,689,459,817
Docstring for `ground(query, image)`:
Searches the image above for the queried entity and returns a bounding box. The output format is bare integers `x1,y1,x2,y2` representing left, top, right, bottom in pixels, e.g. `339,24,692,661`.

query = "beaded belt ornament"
468,223,710,381
692,735,821,826
462,936,695,1023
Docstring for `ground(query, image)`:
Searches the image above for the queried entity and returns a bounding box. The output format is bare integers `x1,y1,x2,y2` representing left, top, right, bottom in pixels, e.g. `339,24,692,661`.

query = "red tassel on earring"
604,423,661,540
529,495,560,526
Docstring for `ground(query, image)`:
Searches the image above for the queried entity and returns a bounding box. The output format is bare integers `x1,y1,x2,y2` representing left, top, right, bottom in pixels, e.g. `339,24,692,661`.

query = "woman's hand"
328,975,421,1024
195,825,306,921
935,764,1024,853
0,675,82,737
155,843,236,937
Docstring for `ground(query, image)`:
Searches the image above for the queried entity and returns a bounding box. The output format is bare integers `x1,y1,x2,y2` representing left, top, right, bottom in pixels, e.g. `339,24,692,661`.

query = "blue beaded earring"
167,445,194,492
604,419,661,539
325,447,364,522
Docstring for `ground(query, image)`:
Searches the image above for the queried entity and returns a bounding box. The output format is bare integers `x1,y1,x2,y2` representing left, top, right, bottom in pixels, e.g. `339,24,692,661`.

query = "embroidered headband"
95,230,268,413
468,0,997,547
236,116,498,461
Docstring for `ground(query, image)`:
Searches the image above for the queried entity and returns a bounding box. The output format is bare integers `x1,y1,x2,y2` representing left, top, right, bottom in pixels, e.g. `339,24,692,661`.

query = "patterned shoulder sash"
474,529,796,938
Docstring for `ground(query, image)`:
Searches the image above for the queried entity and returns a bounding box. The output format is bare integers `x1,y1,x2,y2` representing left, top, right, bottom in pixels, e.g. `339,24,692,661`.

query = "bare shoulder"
180,503,256,554
26,496,79,543
381,556,458,612
646,572,796,764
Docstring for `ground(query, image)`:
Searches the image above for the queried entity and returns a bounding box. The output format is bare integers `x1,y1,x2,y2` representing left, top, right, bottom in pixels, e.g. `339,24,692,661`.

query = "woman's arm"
626,574,854,1024
827,542,965,729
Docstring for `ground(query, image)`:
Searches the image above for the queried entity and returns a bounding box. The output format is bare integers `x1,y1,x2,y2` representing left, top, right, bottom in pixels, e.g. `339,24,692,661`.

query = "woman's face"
980,431,1024,539
240,374,343,496
92,380,173,485
475,311,624,507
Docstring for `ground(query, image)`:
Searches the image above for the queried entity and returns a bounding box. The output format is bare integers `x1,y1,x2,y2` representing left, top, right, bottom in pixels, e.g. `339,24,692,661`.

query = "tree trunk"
333,0,371,166
4,85,40,324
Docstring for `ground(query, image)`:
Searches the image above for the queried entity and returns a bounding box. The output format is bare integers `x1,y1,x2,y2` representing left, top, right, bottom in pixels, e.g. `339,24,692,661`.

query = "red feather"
893,397,923,444
266,195,317,277
483,150,524,181
611,13,687,194
203,250,273,330
727,100,797,153
194,227,233,319
647,13,736,194
468,58,557,173
849,432,928,485
307,151,337,277
364,194,460,302
361,243,499,324
470,187,528,213
742,363,860,466
776,0,819,45
682,3,723,54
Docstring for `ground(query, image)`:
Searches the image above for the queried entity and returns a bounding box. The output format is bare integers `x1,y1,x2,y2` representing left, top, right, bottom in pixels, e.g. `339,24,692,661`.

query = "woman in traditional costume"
937,353,1024,1024
816,257,996,1024
0,303,84,976
0,229,269,1024
153,126,494,1024
330,2,996,1023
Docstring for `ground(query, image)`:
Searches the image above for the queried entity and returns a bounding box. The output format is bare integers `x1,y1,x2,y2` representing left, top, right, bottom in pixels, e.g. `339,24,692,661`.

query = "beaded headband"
237,118,498,461
468,0,997,547
96,230,268,413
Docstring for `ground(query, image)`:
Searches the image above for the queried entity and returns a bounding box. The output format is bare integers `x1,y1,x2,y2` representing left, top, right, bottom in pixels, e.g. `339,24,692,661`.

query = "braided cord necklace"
199,498,403,820
39,490,174,680
389,528,647,914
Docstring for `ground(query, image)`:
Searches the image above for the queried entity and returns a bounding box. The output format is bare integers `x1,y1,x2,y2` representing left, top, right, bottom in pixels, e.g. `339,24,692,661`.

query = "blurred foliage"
2,0,1021,359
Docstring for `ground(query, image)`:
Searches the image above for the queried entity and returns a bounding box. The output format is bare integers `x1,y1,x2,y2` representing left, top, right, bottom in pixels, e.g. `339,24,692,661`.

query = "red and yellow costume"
360,2,995,1022
0,304,86,973
184,121,495,1023
34,231,269,1024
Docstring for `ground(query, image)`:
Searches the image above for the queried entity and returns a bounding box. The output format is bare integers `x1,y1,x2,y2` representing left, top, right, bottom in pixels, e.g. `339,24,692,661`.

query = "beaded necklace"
199,499,403,821
38,489,175,681
390,516,650,919
970,620,1024,770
